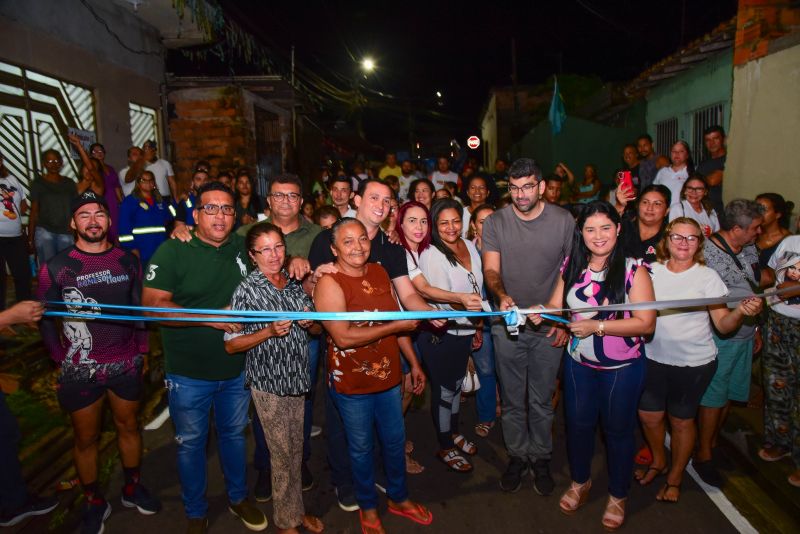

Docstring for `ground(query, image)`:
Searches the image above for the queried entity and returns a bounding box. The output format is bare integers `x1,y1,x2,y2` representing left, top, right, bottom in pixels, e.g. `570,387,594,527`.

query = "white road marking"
143,406,170,430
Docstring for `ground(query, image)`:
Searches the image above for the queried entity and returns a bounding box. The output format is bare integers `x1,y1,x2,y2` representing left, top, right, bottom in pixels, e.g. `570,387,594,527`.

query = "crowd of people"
0,126,799,534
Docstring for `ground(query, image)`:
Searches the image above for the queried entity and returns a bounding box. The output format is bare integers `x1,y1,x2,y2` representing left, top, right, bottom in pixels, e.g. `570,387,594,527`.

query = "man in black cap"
37,191,160,534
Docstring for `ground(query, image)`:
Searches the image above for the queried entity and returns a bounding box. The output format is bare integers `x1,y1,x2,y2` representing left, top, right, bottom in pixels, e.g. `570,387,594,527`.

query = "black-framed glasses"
508,182,540,195
467,272,481,295
668,233,701,244
251,244,286,257
685,186,706,193
199,203,236,216
270,192,302,203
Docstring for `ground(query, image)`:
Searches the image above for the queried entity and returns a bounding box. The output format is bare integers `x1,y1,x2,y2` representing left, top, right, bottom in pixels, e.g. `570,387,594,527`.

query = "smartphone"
617,170,633,192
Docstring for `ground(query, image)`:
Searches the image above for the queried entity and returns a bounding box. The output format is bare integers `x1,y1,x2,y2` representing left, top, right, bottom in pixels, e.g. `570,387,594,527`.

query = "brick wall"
734,0,800,65
168,86,255,193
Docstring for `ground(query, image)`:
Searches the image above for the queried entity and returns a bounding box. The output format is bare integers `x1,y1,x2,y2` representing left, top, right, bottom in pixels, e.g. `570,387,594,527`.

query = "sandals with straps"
602,495,626,532
438,448,473,473
474,421,495,438
656,482,681,503
453,434,477,456
559,479,592,515
634,464,667,486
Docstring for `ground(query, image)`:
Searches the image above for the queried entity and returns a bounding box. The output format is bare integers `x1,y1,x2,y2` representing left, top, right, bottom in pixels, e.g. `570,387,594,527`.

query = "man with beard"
636,135,669,191
481,158,574,495
38,191,160,534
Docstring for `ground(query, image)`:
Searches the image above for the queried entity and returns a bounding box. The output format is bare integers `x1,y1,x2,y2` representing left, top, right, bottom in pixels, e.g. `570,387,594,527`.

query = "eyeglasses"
467,272,481,295
251,244,286,257
270,192,302,203
685,186,706,193
199,203,236,216
668,233,701,244
508,182,539,195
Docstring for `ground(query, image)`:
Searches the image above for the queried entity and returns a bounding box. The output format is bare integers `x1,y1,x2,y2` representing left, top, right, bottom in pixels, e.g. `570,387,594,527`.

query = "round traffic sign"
467,136,480,149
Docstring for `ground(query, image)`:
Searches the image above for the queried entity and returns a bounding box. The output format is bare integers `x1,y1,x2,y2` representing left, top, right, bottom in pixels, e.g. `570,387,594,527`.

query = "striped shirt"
229,269,314,395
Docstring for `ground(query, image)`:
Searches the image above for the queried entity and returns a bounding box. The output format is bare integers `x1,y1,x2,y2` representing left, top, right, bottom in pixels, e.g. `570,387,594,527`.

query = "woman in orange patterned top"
313,218,433,534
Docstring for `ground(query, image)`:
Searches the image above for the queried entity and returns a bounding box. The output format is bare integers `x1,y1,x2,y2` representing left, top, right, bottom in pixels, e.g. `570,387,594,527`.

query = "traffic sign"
467,136,480,149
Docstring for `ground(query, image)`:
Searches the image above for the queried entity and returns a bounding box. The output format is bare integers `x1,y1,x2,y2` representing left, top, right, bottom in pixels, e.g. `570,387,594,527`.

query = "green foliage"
5,389,67,450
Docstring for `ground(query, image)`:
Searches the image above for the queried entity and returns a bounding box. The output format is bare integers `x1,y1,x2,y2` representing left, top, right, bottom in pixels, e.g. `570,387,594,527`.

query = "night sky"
171,0,738,156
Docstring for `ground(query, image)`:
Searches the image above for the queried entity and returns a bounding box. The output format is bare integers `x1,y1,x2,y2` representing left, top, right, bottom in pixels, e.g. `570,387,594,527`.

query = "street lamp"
361,57,375,73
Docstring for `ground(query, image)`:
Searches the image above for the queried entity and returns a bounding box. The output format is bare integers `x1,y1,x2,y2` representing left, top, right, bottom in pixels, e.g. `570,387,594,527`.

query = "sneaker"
335,487,359,512
500,456,528,493
186,517,209,534
121,483,162,515
253,469,272,502
693,459,724,488
228,500,268,531
80,499,111,534
310,425,322,438
532,459,555,496
0,494,59,527
301,462,315,491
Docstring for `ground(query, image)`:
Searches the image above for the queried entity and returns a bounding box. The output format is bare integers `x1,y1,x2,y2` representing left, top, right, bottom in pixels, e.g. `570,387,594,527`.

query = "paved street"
98,389,741,534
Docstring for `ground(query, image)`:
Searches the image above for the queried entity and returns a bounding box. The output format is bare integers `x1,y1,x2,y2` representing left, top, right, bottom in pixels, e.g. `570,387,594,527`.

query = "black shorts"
638,358,717,419
56,367,143,413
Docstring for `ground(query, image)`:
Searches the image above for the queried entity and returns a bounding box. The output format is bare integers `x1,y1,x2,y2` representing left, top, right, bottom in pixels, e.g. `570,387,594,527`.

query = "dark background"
168,0,738,155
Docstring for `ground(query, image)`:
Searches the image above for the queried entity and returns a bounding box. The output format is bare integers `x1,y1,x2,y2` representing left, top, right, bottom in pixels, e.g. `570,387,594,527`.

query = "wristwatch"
595,320,606,337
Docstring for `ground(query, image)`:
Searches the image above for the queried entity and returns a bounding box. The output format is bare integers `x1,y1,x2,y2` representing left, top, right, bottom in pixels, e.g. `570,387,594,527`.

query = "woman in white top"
654,140,693,207
417,198,486,473
668,175,719,236
461,176,490,238
638,217,761,503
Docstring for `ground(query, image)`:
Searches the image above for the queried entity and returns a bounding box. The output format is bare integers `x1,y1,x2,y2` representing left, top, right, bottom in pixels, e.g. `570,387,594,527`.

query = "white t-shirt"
461,206,473,238
147,158,174,197
653,166,688,207
119,166,136,197
0,175,26,237
418,239,483,334
767,235,800,320
405,249,422,281
647,262,729,367
430,171,458,190
669,200,720,236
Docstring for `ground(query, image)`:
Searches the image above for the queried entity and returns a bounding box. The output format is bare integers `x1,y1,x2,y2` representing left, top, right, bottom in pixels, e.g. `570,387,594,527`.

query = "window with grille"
129,102,159,150
0,59,96,191
655,117,678,159
692,103,725,163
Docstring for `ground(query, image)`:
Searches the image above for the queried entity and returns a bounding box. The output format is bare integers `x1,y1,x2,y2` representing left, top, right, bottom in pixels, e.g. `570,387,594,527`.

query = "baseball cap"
71,190,109,214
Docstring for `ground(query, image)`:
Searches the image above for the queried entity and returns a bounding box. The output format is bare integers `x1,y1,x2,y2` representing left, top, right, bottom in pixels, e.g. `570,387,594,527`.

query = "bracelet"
595,320,606,337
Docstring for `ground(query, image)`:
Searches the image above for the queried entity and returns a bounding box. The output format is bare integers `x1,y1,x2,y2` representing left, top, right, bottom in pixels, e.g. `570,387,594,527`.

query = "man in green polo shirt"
142,182,267,533
236,173,323,499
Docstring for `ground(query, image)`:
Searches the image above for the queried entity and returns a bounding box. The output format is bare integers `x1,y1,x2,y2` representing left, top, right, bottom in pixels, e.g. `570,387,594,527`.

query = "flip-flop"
656,483,681,503
634,465,667,485
359,510,384,534
387,502,433,526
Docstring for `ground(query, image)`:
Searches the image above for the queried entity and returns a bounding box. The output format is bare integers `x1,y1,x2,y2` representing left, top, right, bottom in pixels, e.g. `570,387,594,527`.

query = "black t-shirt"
309,227,409,280
620,215,664,264
697,154,726,218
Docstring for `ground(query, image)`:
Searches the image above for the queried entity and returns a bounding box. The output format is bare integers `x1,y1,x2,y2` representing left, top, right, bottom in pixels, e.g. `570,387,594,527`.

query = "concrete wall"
725,42,800,209
646,49,734,145
0,0,164,170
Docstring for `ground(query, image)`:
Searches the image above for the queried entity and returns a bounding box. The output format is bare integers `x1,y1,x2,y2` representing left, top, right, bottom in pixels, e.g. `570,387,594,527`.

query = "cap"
71,190,109,214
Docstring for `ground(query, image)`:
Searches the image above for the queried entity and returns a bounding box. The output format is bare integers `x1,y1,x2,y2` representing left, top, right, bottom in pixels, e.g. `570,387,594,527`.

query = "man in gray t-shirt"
695,199,764,488
482,158,574,495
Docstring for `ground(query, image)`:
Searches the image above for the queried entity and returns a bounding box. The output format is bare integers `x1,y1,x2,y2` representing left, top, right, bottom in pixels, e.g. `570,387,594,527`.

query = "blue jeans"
34,227,73,266
330,385,407,510
473,325,497,424
252,336,320,471
166,372,250,519
563,355,646,498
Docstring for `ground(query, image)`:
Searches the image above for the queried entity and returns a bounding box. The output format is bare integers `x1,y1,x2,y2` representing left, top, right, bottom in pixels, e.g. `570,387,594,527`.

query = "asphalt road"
96,387,741,534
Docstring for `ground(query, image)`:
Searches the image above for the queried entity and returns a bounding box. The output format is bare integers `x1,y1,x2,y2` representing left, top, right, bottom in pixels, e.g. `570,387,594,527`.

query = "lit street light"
435,90,442,98
361,57,375,73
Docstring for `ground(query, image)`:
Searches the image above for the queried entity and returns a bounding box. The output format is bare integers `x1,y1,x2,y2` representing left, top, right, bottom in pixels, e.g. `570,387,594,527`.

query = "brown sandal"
438,448,473,473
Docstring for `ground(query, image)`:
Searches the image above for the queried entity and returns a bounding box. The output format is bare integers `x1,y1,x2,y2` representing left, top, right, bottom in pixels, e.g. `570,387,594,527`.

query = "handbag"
461,357,481,393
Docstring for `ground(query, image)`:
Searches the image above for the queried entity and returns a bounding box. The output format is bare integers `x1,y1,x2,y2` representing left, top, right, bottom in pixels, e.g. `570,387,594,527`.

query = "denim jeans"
472,325,497,424
0,391,27,515
34,227,73,266
330,385,408,510
252,336,320,472
563,355,646,498
166,372,250,519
